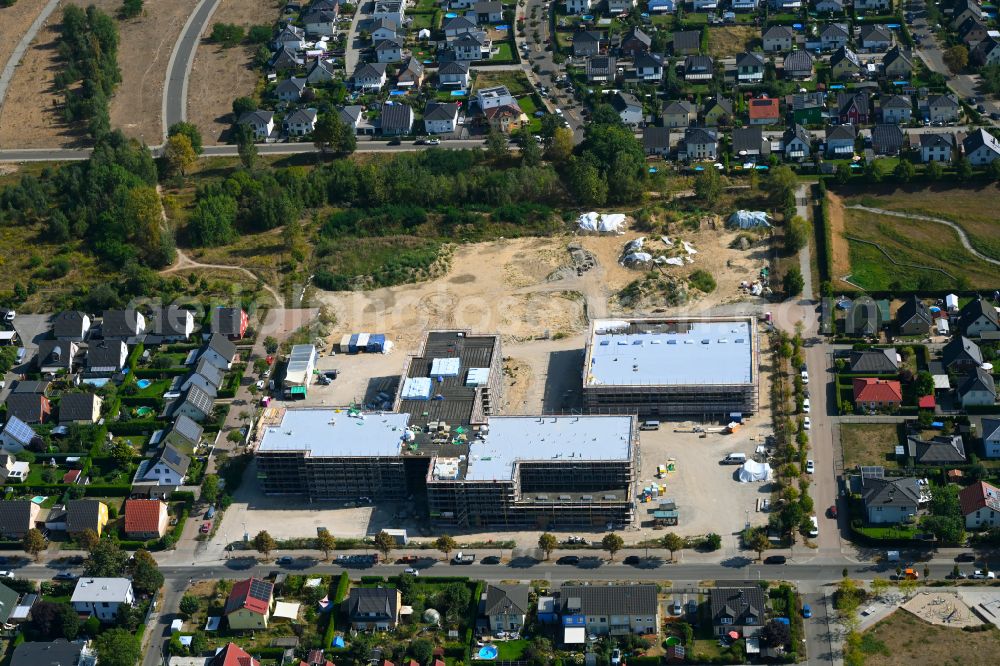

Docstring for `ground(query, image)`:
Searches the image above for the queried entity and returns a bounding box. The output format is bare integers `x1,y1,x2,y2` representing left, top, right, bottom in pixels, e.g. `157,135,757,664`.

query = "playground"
901,592,981,629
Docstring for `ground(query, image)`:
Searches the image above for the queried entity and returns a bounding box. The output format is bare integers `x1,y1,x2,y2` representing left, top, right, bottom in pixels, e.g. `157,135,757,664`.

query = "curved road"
162,0,224,140
0,0,62,120
847,205,1000,268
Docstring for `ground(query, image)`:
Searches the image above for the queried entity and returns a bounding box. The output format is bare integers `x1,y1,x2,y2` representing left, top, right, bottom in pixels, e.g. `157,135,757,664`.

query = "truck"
451,552,476,565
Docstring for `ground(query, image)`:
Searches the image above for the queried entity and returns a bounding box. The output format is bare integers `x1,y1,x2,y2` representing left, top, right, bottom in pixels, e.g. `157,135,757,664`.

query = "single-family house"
620,27,651,56
586,55,616,83
951,0,984,30
438,61,471,88
0,501,39,538
958,18,989,47
692,0,718,9
731,0,757,9
790,91,825,125
11,640,91,666
748,96,780,125
860,24,893,51
163,414,204,454
672,30,701,56
981,418,1000,459
477,85,516,110
927,95,961,123
558,584,659,637
634,52,663,81
642,127,672,156
303,9,338,37
442,15,476,38
856,0,890,9
201,333,237,371
960,297,1000,337
483,584,529,632
683,55,714,81
735,52,765,83
36,340,78,374
0,453,29,483
896,295,932,334
849,348,899,374
337,105,368,135
102,309,145,340
920,132,954,162
821,23,850,51
284,108,318,137
123,499,169,539
275,77,308,103
826,123,856,157
815,0,843,12
782,49,814,79
484,103,525,133
86,340,128,374
71,578,134,623
859,476,921,524
181,357,225,397
4,393,50,425
0,417,36,454
573,31,604,57
151,305,195,342
373,0,405,25
66,499,108,536
964,128,1000,166
173,384,214,422
611,92,643,126
450,32,490,61
238,110,275,140
371,17,400,42
379,103,414,135
880,94,912,123
845,296,886,336
871,123,906,155
607,0,636,12
853,377,903,410
679,127,718,160
783,124,812,160
269,48,302,72
763,25,794,52
972,38,1000,66
944,336,984,375
423,102,460,134
830,46,863,80
960,481,1000,529
208,644,260,666
710,586,766,637
397,57,425,88
348,587,402,630
374,38,404,63
52,311,91,342
472,0,503,23
703,97,733,125
274,25,305,51
959,367,996,407
306,58,337,84
732,126,769,157
59,392,103,424
882,46,913,78
662,100,697,127
565,0,592,13
353,62,388,90
225,578,275,630
907,433,967,464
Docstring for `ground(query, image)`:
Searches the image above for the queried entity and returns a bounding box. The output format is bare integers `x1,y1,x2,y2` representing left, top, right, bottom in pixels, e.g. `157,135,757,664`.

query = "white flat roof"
586,319,754,387
258,409,410,457
71,578,132,603
464,415,633,481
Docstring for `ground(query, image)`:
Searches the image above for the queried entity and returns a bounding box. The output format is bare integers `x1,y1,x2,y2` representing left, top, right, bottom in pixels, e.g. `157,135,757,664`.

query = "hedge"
171,491,195,504
321,572,350,651
132,368,189,378
120,397,165,409
109,421,168,435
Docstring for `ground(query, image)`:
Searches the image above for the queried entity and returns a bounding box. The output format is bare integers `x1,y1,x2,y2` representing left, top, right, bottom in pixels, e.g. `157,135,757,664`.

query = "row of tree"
54,5,121,139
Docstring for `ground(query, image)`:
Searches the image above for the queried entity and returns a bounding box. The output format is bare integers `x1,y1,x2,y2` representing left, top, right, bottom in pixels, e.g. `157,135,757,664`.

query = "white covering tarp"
657,256,685,266
578,211,626,233
727,210,771,229
738,460,772,483
624,237,645,252
682,241,698,255
273,601,301,620
622,252,652,265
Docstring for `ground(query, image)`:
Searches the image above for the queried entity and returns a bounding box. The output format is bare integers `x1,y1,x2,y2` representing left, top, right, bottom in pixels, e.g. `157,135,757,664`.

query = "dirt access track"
186,0,279,144
0,0,196,148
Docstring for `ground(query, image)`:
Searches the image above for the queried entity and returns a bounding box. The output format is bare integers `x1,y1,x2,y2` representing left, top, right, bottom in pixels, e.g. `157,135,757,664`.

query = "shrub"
688,269,717,293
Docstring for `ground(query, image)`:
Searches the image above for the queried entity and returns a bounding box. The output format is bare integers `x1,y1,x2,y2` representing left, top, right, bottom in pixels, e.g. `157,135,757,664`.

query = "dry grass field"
840,423,900,469
860,609,1000,666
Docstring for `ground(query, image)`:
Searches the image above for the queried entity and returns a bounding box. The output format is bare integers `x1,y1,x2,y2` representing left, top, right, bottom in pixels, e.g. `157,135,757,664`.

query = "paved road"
519,0,585,139
343,1,367,77
163,0,224,137
0,0,62,123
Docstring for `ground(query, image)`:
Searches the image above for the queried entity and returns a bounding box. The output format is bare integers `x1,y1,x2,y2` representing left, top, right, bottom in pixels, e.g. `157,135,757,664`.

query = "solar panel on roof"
249,579,272,601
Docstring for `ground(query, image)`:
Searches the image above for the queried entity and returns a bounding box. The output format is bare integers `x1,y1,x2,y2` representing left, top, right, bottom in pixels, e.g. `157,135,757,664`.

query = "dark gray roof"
920,132,954,148
483,583,529,616
871,123,905,153
784,123,811,146
438,60,469,75
180,384,214,417
307,58,337,79
4,393,47,424
685,127,717,145
896,295,932,328
348,587,399,620
424,101,459,121
827,124,856,141
66,499,104,533
763,25,794,40
782,49,813,72
943,335,983,368
380,103,413,132
982,418,1000,442
684,55,713,72
0,582,18,624
575,30,604,44
559,584,658,616
37,340,74,369
643,127,671,151
402,56,424,76
169,414,204,446
791,91,825,110
284,108,317,126
928,94,959,108
622,26,651,47
102,309,143,338
883,46,911,68
831,46,860,69
156,443,191,477
822,23,850,38
0,501,36,538
151,305,193,337
206,333,237,363
354,61,387,79
672,30,701,52
586,55,615,77
338,104,363,125
442,15,475,30
706,97,733,115
662,100,695,116
611,91,641,112
882,94,912,109
302,8,337,23
11,639,84,666
374,37,404,50
848,349,899,374
861,24,892,42
634,52,662,69
732,126,765,153
58,393,100,423
959,367,996,397
906,434,967,464
52,311,88,339
860,476,921,508
194,357,226,388
964,128,1000,156
736,51,765,68
87,341,126,370
960,297,1000,329
10,379,44,394
710,586,766,627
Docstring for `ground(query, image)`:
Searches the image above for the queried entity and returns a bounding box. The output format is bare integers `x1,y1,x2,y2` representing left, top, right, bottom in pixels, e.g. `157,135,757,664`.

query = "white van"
722,453,747,465
808,516,819,538
640,420,660,431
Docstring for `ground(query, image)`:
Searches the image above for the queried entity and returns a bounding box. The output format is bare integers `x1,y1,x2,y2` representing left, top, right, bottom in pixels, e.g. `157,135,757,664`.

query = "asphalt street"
163,0,224,137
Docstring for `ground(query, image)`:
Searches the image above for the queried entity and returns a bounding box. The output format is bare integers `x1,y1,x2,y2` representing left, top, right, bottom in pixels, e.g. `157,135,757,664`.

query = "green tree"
247,25,272,44
566,157,607,205
168,121,203,154
943,45,968,73
163,133,196,177
783,266,805,297
894,159,915,182
519,131,543,166
538,532,558,559
925,159,943,180
85,540,131,577
662,532,685,562
915,371,934,397
317,528,336,561
694,166,722,204
200,474,220,504
179,595,200,618
22,528,47,561
601,532,624,561
435,535,458,560
187,194,237,246
546,126,574,163
486,128,509,161
253,530,277,558
956,156,973,180
130,549,164,595
744,528,770,560
410,638,435,663
870,577,889,599
27,602,80,641
990,158,1000,181
78,529,100,552
313,113,356,155
119,0,142,19
94,628,140,666
704,533,722,551
233,123,258,170
784,215,811,254
835,162,851,185
232,96,255,118
373,530,395,560
211,22,245,47
763,165,798,204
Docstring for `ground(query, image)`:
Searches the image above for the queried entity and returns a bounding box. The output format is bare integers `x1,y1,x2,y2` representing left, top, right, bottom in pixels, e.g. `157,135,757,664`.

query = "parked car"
623,555,640,565
403,567,420,575
0,571,13,579
199,522,211,534
971,570,996,579
802,398,810,413
806,459,815,474
764,555,787,564
803,417,811,430
611,649,622,665
801,370,809,384
557,555,580,565
481,556,501,565
955,553,976,562
802,604,812,618
54,571,78,581
277,556,293,565
828,504,838,518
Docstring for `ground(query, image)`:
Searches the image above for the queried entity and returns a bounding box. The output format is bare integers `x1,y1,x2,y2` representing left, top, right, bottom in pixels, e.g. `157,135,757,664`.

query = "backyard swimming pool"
136,379,152,389
477,645,498,660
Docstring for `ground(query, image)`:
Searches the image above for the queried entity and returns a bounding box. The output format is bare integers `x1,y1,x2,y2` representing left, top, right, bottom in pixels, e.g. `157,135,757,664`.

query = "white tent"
578,211,626,233
727,210,771,229
738,460,772,483
273,601,301,620
418,28,431,39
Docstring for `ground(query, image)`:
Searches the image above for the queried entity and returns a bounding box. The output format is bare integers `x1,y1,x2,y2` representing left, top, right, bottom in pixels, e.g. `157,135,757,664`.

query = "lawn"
707,26,758,57
132,378,173,397
841,207,1000,291
494,639,528,660
492,41,515,63
843,184,1000,262
841,423,901,469
860,608,1000,666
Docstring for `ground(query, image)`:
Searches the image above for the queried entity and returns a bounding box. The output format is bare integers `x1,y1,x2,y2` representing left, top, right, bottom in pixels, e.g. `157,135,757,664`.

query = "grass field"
707,26,758,57
860,609,1000,666
842,207,1000,291
841,424,900,469
843,184,1000,263
473,70,534,97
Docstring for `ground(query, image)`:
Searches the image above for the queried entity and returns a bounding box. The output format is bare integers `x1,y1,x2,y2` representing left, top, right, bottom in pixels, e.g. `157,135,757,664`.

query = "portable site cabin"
936,318,950,335
338,333,390,353
945,294,959,313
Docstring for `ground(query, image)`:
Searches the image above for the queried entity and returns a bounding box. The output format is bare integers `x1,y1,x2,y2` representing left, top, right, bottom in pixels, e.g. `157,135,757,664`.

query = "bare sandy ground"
110,0,199,144
186,0,279,144
826,191,851,287
0,0,49,86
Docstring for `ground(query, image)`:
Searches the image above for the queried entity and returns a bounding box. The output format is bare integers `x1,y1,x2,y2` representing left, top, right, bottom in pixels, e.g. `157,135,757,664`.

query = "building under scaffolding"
582,317,759,419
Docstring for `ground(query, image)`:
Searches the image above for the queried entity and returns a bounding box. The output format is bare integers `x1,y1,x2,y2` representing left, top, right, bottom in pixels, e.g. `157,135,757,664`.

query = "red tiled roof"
225,577,273,616
852,377,903,403
748,97,780,119
959,481,1000,516
484,103,522,119
63,469,81,484
210,643,260,666
123,499,164,535
918,395,936,409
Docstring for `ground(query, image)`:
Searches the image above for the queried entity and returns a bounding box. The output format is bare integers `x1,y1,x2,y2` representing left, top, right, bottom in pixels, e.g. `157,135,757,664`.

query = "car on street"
403,567,420,575
828,504,838,518
801,370,809,384
802,398,810,413
802,604,812,618
0,571,13,579
947,571,968,579
806,459,815,474
54,571,78,581
557,555,580,565
971,570,996,579
623,555,640,565
764,555,787,564
481,556,501,564
277,556,293,565
803,417,811,430
955,552,976,562
199,522,211,534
